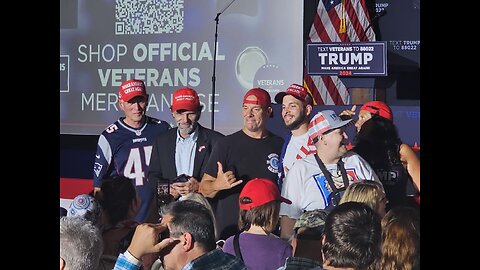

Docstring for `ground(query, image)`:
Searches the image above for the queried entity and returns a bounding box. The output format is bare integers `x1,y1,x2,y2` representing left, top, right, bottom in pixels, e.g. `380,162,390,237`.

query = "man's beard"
285,112,307,131
178,122,197,136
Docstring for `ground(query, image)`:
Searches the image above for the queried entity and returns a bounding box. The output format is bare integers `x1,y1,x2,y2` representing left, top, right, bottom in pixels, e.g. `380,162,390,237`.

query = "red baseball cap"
274,83,313,106
171,87,200,112
118,79,147,102
243,88,273,118
239,178,291,210
360,101,393,121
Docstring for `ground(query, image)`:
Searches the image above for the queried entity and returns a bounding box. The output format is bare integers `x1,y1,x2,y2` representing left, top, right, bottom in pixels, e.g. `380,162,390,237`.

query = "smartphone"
172,174,190,184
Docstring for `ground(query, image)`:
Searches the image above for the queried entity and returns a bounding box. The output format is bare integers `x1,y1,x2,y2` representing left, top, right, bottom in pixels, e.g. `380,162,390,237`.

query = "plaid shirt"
113,249,246,270
277,256,323,270
113,251,141,270
182,249,246,270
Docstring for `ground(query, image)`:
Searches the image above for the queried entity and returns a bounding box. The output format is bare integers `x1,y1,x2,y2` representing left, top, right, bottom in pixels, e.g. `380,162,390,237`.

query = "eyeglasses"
159,228,170,240
159,228,183,240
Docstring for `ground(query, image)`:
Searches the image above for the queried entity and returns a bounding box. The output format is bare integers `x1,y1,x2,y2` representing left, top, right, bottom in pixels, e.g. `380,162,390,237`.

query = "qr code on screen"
115,0,184,35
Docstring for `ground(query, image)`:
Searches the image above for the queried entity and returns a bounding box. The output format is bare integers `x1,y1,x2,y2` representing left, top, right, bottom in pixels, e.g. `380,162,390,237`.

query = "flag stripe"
322,76,345,105
304,67,324,105
305,0,375,105
331,4,350,42
311,6,332,42
345,1,363,40
328,5,343,40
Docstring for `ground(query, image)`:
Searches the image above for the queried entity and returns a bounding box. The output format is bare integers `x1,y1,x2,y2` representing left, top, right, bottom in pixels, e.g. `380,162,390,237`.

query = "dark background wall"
60,134,98,179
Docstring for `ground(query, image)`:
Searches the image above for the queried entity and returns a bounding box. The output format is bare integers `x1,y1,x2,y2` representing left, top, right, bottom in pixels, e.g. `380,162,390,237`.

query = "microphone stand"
211,0,237,130
360,10,387,41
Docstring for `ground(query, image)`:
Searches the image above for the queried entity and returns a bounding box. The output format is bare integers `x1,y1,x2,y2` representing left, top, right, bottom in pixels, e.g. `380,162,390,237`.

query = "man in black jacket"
148,87,224,202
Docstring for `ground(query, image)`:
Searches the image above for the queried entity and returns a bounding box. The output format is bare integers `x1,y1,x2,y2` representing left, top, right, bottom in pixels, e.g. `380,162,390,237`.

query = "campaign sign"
307,42,387,76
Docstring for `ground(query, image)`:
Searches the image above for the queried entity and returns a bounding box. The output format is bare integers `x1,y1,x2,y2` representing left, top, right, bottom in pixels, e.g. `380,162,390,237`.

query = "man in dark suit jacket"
148,87,224,202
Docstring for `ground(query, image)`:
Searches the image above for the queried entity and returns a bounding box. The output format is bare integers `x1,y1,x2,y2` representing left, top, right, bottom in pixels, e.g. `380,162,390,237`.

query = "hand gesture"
339,105,357,118
127,223,176,259
214,162,243,191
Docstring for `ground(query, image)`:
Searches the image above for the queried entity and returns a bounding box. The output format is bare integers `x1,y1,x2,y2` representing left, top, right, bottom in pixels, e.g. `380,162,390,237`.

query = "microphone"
360,9,387,41
214,0,238,21
211,0,238,129
371,9,387,23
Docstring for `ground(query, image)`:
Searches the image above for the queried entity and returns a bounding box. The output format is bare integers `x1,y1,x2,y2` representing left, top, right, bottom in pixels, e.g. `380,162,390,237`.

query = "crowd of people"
60,79,420,270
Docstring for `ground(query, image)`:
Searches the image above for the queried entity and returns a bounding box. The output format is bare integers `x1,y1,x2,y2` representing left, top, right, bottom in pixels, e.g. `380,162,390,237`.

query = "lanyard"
314,153,349,194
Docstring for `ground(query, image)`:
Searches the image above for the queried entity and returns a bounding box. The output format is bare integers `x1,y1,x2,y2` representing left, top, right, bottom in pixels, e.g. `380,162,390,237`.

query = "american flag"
304,0,376,105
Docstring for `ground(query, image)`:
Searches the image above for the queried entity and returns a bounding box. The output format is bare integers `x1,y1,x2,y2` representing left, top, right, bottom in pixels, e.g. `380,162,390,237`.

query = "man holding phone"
148,87,224,201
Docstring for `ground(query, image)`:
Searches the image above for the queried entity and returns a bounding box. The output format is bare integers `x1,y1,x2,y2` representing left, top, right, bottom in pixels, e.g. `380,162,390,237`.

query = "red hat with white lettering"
171,87,200,112
243,87,273,118
360,101,393,121
118,79,147,102
274,83,313,106
239,178,291,210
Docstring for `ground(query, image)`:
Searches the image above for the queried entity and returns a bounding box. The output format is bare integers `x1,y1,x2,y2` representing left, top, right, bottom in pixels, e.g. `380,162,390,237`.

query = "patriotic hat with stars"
67,194,101,225
308,110,352,142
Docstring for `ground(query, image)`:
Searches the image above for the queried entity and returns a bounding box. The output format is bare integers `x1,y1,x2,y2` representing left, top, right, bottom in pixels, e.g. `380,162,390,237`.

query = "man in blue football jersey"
93,79,170,223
